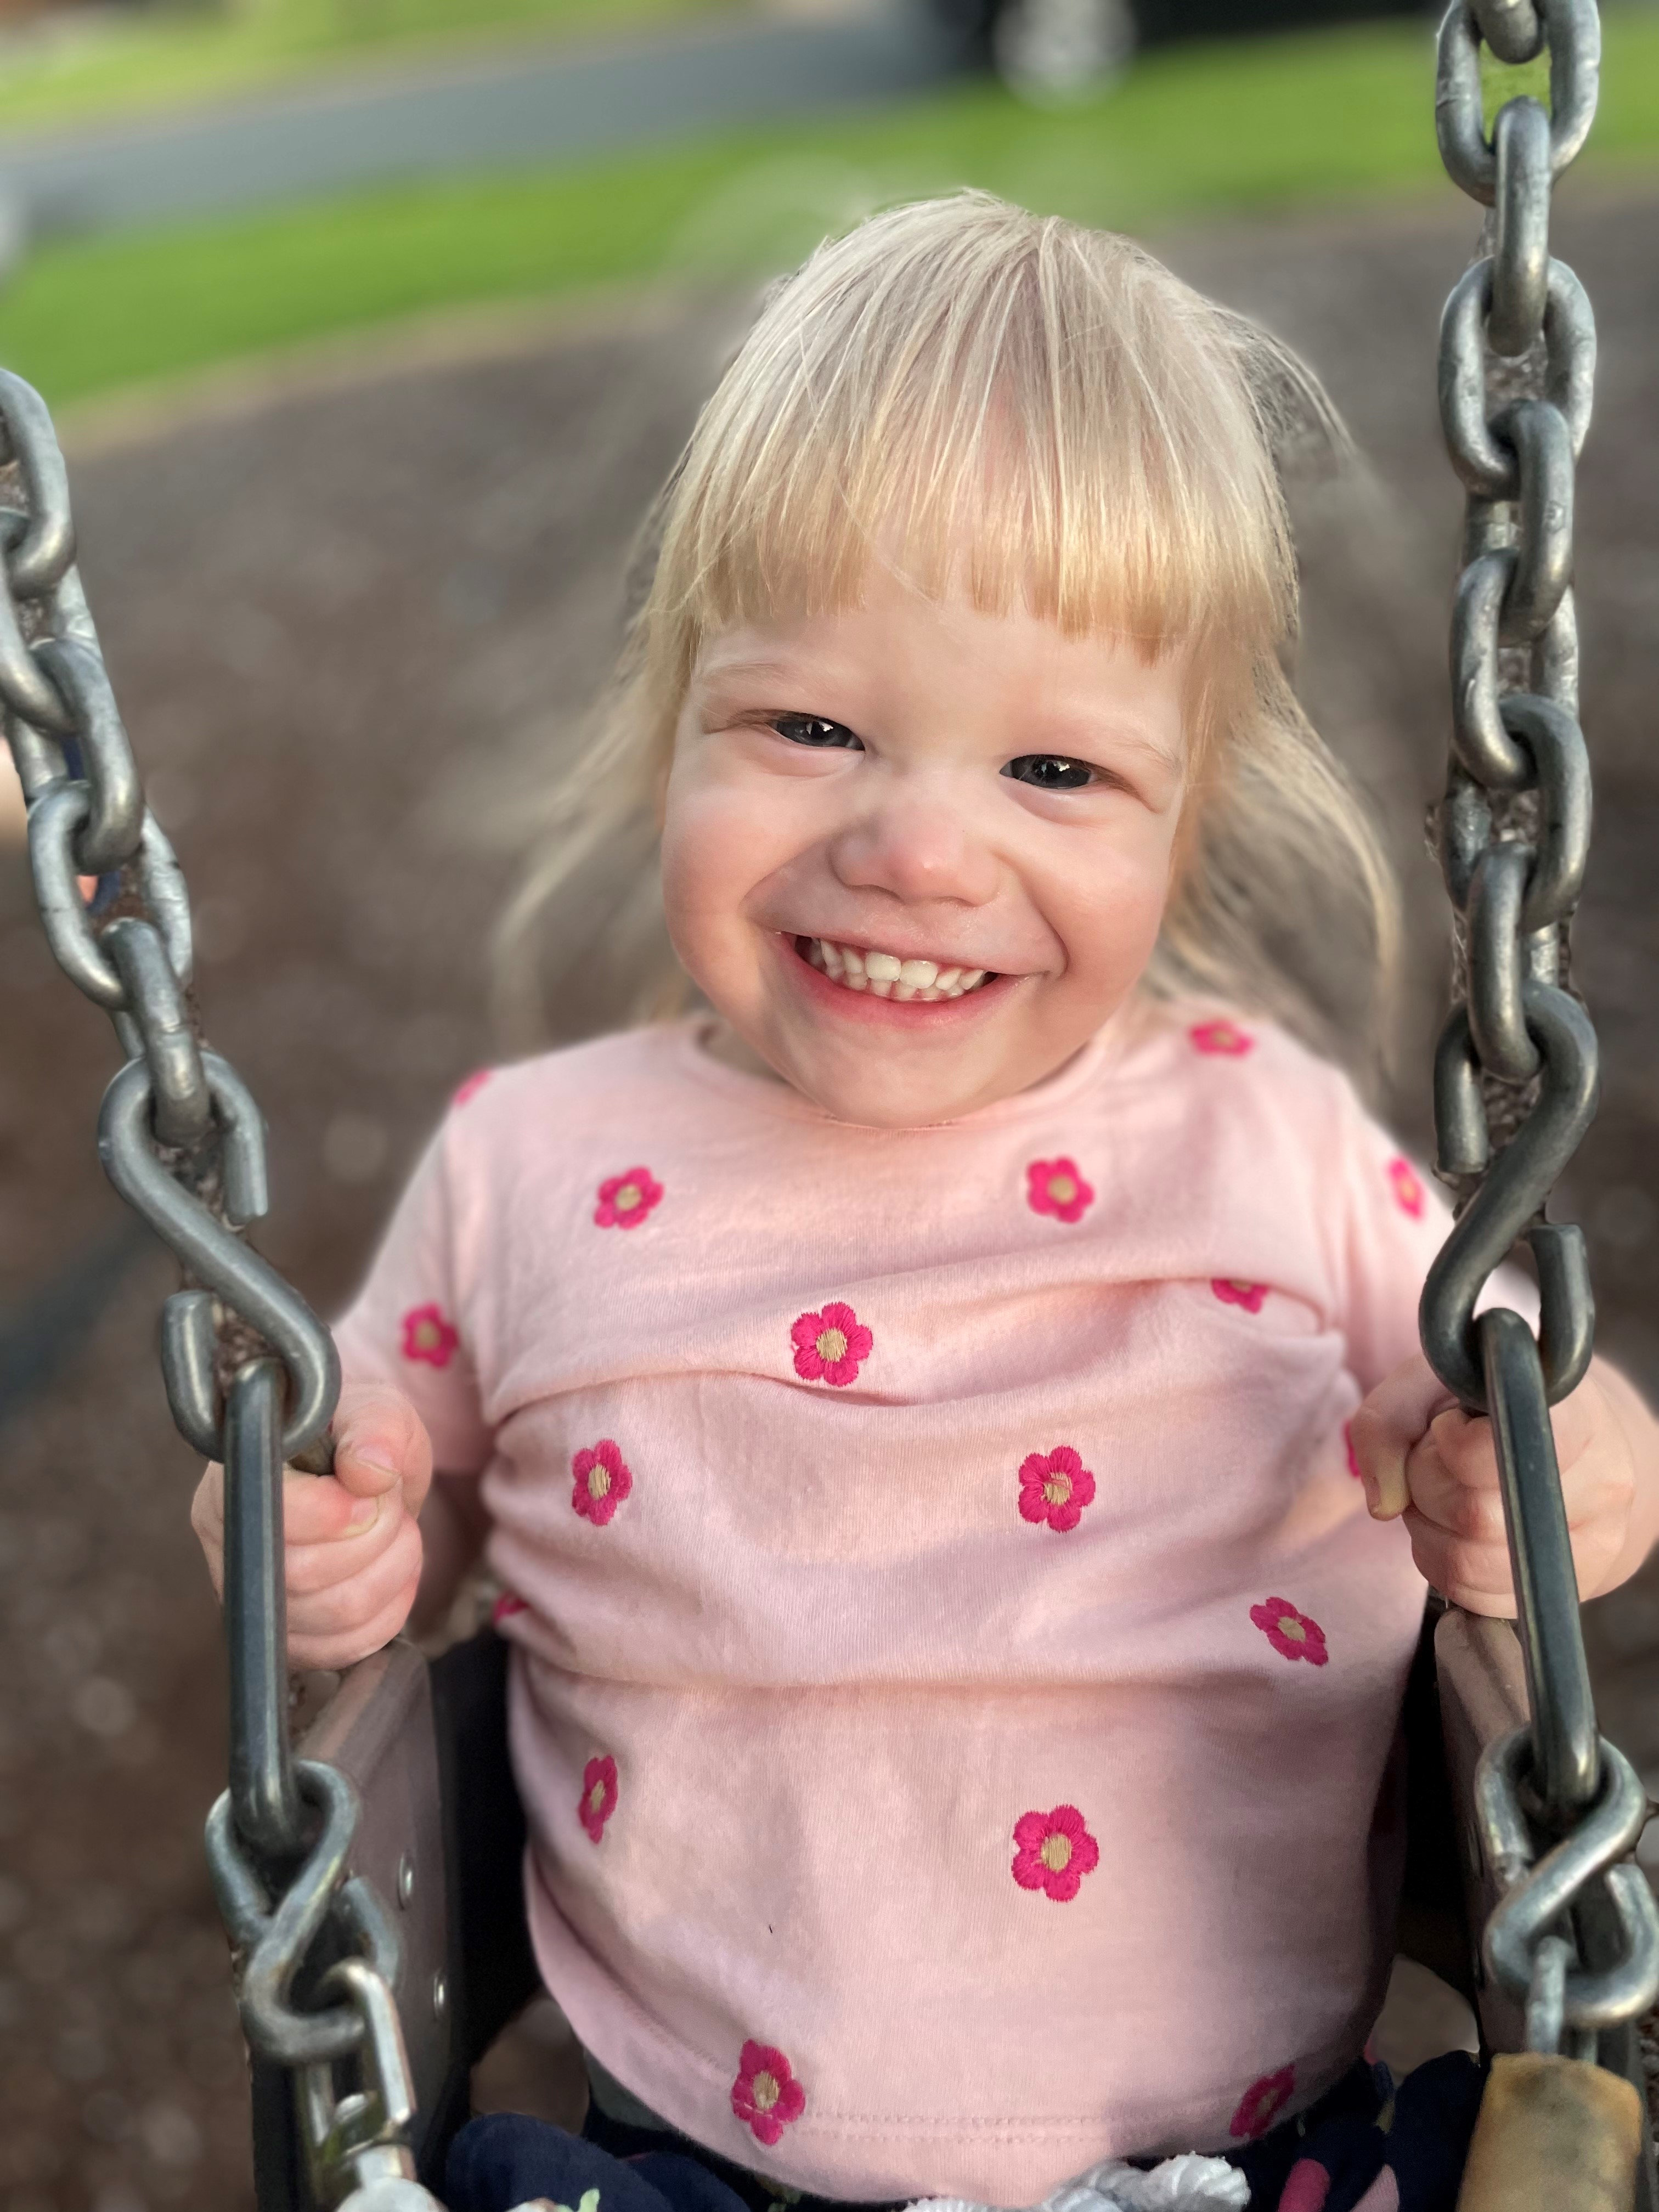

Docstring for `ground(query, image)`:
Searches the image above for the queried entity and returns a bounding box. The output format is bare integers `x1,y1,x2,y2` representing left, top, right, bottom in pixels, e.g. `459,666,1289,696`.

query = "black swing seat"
255,1606,1537,2210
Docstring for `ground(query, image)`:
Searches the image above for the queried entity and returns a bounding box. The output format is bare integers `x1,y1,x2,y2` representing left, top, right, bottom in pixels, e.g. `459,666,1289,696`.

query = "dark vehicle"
934,0,1437,99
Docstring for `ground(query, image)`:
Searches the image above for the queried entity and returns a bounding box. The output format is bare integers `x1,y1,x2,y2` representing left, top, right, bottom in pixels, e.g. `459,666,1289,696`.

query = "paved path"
0,3,957,241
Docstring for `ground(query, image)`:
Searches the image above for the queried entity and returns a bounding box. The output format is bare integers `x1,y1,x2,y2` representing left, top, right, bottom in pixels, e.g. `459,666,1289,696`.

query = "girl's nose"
827,786,999,908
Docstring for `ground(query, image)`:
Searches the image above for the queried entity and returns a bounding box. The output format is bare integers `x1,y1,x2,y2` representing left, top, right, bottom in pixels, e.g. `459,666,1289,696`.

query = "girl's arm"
1353,1351,1659,1615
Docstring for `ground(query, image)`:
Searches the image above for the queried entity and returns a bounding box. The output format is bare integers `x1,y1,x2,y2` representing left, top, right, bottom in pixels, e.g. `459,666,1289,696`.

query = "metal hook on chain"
1426,0,1659,2096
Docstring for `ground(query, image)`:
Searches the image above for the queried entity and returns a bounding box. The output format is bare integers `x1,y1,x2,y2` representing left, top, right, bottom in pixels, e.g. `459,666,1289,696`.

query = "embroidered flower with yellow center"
1018,1445,1096,1533
578,1753,618,1842
594,1164,664,1230
1249,1596,1330,1667
399,1301,459,1369
1026,1156,1096,1224
732,2041,806,2145
1012,1804,1099,1901
571,1440,633,1527
790,1302,872,1387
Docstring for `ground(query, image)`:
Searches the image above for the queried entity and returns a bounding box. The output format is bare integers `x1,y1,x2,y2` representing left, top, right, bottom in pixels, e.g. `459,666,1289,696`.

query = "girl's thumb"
326,1384,431,1506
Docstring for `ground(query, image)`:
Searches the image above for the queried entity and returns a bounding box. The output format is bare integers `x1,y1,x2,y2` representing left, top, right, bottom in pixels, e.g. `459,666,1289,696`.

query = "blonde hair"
495,190,1400,1070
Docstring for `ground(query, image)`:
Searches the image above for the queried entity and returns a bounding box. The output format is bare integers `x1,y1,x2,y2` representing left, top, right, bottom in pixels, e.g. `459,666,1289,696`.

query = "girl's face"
662,583,1189,1127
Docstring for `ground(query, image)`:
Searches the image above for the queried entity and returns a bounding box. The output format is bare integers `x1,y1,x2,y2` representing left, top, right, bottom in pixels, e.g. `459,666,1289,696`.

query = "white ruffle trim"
908,2151,1251,2212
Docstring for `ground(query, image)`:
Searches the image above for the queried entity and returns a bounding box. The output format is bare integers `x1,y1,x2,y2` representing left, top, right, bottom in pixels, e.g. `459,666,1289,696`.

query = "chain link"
0,371,425,2182
1421,0,1659,2070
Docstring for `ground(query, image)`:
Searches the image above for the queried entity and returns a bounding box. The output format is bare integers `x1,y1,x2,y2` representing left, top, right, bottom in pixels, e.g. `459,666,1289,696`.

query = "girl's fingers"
1402,1424,1509,1546
1351,1355,1457,1519
289,1578,424,1674
189,1461,226,1593
1402,1511,1519,1617
287,1515,422,1646
285,1492,413,1596
281,1466,387,1546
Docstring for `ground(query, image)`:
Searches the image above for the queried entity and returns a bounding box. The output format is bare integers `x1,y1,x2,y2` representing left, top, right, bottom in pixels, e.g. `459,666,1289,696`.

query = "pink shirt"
335,1006,1451,2205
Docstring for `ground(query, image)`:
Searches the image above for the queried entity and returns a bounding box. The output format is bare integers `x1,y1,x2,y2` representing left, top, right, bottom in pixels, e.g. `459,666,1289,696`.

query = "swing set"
3,1,1656,2205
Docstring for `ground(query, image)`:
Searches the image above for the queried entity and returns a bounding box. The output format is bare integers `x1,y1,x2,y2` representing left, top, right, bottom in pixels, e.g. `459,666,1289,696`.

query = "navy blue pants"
447,2053,1484,2212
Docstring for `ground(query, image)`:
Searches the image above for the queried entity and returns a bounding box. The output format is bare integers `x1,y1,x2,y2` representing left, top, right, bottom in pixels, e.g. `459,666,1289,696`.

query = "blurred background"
1,0,1658,2206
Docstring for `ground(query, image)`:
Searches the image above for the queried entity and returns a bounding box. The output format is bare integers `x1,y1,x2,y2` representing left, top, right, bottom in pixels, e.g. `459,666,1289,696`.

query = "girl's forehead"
690,592,1189,695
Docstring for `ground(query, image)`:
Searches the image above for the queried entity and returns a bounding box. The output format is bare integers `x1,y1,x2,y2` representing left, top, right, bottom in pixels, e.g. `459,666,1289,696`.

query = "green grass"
5,9,1658,413
0,0,746,133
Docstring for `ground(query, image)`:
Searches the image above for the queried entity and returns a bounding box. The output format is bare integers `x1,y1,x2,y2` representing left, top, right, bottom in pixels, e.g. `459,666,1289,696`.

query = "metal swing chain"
1421,0,1659,2066
0,375,433,2207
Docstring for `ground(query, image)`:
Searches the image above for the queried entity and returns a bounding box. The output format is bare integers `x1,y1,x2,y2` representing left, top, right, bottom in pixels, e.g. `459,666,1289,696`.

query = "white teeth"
798,937,992,1002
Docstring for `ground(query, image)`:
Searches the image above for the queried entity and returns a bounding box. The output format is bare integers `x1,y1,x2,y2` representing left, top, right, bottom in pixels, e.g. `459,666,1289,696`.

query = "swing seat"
249,1604,1532,2211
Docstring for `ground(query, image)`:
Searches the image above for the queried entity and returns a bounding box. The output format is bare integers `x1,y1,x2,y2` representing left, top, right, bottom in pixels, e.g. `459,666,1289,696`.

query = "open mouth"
793,935,995,1003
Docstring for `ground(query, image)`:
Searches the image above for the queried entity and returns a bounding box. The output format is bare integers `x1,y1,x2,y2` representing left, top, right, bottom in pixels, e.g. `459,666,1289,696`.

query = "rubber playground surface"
1,190,1658,2207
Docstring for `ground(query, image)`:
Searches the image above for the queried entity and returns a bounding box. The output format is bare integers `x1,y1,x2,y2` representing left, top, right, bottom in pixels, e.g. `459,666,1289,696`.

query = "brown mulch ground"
0,185,1656,2211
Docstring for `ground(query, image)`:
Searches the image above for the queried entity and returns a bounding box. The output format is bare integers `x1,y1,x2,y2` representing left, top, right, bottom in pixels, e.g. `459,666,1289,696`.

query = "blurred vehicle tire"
990,0,1137,96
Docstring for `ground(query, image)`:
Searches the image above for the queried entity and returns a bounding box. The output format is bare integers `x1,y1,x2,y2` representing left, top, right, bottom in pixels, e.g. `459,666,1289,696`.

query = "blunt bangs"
656,194,1299,695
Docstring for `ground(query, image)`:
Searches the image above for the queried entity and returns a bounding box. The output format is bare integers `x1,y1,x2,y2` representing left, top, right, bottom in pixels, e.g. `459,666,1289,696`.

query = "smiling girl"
191,194,1659,2212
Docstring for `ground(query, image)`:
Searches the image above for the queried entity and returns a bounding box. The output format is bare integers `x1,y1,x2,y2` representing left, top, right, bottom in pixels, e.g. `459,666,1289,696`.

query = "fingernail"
1361,1475,1379,1516
347,1496,380,1532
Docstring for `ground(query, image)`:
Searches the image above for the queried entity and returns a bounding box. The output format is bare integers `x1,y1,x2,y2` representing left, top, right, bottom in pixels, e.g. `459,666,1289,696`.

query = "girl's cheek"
1052,840,1174,993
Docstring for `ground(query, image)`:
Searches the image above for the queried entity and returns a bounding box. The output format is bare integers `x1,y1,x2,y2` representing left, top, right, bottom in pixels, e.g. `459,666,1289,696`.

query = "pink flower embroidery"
572,1439,633,1527
1018,1446,1097,1533
595,1165,664,1230
1190,1019,1254,1058
579,1754,618,1843
1389,1156,1425,1219
1344,1421,1361,1480
1027,1157,1095,1224
1212,1279,1268,1313
491,1590,528,1625
400,1302,459,1368
1011,1805,1101,1903
1231,2064,1296,2141
1251,1597,1330,1667
731,2041,806,2147
453,1069,493,1107
791,1302,872,1387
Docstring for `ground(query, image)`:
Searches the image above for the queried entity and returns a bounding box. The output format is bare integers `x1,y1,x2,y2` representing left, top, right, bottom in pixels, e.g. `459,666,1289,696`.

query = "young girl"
191,194,1659,2212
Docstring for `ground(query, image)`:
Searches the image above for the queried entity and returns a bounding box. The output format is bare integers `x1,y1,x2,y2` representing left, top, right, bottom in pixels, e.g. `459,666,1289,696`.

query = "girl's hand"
190,1380,433,1669
1351,1353,1643,1615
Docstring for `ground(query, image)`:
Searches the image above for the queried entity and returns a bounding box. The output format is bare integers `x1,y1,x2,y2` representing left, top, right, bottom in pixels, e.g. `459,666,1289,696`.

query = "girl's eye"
1003,755,1097,792
772,714,862,751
